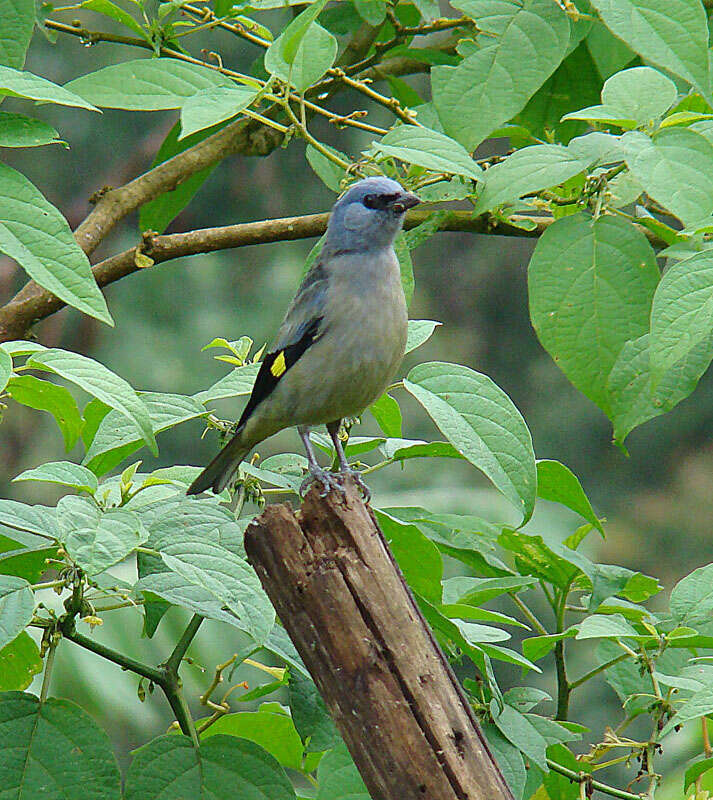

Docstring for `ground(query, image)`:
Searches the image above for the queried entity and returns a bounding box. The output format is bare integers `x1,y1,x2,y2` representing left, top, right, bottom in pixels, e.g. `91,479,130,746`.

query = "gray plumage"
187,177,419,497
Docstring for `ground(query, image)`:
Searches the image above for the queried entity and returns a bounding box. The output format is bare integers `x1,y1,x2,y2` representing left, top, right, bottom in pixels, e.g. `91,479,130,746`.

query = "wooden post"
245,480,514,800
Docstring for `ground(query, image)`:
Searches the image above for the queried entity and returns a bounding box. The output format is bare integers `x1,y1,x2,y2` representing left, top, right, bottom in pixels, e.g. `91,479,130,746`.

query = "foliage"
3,0,713,798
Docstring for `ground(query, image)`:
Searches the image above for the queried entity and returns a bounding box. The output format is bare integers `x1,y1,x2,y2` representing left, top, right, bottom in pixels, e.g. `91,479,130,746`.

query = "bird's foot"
337,467,371,504
300,467,344,498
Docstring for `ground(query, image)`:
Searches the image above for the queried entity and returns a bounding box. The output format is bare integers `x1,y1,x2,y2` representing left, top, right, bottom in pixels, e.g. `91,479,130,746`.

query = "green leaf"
0,576,34,651
13,461,98,494
491,699,549,771
649,250,713,388
405,361,536,522
124,733,295,800
306,143,347,191
0,65,98,110
65,510,147,575
6,375,83,451
498,528,591,590
504,687,551,713
316,741,369,800
74,0,148,39
443,575,537,606
522,630,577,662
137,527,274,643
586,20,636,79
432,0,570,150
0,544,56,584
0,112,62,148
180,85,258,139
27,348,157,455
84,392,206,475
406,319,441,354
373,126,482,180
0,633,42,691
544,744,591,800
201,706,304,770
0,0,34,68
195,362,259,402
0,692,121,798
353,0,386,24
606,332,706,444
473,145,587,214
575,613,639,640
536,459,603,534
670,563,713,626
289,670,341,753
685,757,713,791
517,43,602,145
0,163,112,325
0,346,10,392
65,58,232,110
624,128,713,225
394,233,414,306
662,686,713,736
387,440,462,461
279,0,328,63
482,723,527,800
528,213,659,414
375,511,443,604
0,499,58,539
598,640,687,715
600,66,677,123
265,22,337,92
588,563,660,610
140,120,222,234
369,393,402,438
587,0,710,97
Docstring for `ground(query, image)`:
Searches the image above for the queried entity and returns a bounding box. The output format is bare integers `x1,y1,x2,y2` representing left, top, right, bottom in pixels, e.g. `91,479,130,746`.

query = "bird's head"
324,177,420,254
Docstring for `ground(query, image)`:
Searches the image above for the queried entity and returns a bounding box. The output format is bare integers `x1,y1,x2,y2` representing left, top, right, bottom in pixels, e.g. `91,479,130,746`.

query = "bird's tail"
187,428,251,495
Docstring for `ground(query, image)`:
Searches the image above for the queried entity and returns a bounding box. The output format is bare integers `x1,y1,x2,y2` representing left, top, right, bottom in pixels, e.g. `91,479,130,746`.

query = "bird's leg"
327,420,371,503
298,426,342,498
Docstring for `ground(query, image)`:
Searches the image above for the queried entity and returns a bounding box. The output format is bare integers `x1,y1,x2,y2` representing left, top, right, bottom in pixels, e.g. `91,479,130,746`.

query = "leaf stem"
31,579,66,591
165,613,204,675
510,594,548,636
546,759,644,800
62,625,166,684
40,635,59,702
570,653,631,691
554,589,570,720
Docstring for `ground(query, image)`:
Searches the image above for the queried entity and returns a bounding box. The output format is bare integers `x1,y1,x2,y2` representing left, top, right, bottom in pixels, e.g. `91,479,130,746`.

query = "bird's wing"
235,260,328,428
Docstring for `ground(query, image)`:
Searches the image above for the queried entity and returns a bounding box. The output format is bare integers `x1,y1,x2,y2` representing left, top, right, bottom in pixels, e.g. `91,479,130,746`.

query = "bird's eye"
363,192,399,210
363,193,380,209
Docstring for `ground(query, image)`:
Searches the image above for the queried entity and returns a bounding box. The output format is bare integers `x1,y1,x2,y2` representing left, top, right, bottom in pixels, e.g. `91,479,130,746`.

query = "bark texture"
245,480,514,800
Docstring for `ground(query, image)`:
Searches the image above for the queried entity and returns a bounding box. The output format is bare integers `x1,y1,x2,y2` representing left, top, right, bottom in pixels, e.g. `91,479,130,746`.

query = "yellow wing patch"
270,351,287,377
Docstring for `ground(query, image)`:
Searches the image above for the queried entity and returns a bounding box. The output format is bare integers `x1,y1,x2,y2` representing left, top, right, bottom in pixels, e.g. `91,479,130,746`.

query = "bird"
187,176,420,500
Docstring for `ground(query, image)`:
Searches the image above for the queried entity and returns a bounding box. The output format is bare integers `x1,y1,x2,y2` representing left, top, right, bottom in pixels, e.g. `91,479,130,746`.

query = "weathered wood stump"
245,480,514,800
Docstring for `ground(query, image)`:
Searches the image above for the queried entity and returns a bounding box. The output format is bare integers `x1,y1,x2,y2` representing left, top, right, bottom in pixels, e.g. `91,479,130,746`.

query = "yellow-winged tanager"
187,177,420,499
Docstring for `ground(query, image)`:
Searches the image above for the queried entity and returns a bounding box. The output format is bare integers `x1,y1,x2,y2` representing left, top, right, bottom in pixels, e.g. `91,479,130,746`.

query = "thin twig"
510,594,548,636
40,635,59,702
165,614,204,675
570,653,631,690
546,759,645,800
329,68,420,124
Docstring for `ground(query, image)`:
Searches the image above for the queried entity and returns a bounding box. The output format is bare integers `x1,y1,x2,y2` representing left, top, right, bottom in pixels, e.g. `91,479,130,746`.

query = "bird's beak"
391,192,421,213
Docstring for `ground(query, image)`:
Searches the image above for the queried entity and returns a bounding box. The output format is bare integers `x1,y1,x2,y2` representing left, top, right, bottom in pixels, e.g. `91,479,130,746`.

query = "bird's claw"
300,467,344,498
337,467,371,503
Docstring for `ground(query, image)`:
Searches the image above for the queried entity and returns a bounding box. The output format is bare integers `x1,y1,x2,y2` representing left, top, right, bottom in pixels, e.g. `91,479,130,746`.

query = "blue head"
324,177,420,254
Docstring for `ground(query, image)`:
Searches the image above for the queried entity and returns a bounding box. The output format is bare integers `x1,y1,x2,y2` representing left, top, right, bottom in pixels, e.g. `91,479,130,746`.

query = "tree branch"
0,17,392,339
0,210,549,341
